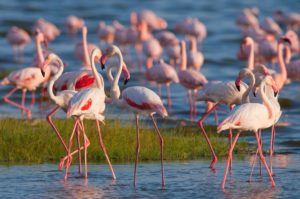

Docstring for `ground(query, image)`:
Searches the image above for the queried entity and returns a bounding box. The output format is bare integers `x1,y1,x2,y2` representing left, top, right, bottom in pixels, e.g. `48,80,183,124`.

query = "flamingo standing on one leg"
62,48,118,180
6,26,31,62
100,45,167,189
218,75,278,189
177,41,207,118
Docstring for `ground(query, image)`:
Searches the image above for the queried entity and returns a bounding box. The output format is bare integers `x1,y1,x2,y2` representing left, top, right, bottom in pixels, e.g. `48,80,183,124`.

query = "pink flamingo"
166,43,181,65
178,41,207,118
146,59,179,108
143,37,162,68
74,26,99,68
273,10,300,30
284,30,299,56
218,75,278,189
63,48,119,180
65,15,85,35
130,10,167,31
97,21,115,44
101,45,167,189
174,17,207,42
6,26,31,61
260,17,282,38
187,37,204,70
236,8,259,31
32,18,60,42
155,31,179,47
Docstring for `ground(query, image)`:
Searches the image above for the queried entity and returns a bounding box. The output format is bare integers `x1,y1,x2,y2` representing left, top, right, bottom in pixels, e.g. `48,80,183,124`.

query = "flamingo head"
34,28,48,47
122,62,131,85
264,75,279,97
235,68,252,91
254,64,270,76
41,53,56,77
279,37,292,46
100,45,121,69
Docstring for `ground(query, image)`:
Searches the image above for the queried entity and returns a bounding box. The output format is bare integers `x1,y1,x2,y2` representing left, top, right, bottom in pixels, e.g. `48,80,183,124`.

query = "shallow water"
0,0,300,198
0,156,300,198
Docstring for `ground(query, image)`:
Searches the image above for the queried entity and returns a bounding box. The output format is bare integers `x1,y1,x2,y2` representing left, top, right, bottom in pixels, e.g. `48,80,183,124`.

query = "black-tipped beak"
41,69,45,77
124,79,129,85
101,63,105,70
253,91,256,97
235,84,240,92
274,91,278,97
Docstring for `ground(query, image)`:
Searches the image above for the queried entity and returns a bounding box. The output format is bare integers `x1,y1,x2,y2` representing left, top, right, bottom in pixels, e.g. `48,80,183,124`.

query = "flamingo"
6,26,31,61
174,17,207,42
65,15,85,35
177,41,207,118
0,29,53,118
146,59,179,108
273,10,300,30
97,21,115,44
187,37,204,70
32,18,60,42
236,8,259,31
74,26,99,68
143,37,162,68
218,75,278,189
62,48,117,180
100,45,167,188
131,10,167,31
259,17,282,38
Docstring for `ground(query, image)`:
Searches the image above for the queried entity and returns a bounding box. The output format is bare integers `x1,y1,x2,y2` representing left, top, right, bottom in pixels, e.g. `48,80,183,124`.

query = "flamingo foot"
209,156,218,169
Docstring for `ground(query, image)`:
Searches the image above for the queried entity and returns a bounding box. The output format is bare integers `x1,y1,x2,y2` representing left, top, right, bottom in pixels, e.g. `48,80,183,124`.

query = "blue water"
0,0,300,198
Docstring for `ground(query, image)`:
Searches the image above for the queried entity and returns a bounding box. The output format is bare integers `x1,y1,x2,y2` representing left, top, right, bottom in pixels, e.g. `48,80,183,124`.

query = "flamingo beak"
40,69,45,77
100,55,107,70
122,63,131,85
235,78,241,91
272,84,279,97
124,79,129,85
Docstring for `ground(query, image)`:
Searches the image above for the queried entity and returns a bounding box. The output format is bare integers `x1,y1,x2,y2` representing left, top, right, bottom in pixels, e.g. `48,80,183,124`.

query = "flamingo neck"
247,41,255,70
260,80,274,120
180,42,187,71
48,56,64,103
284,46,291,64
241,71,255,103
90,49,103,89
82,28,91,67
35,37,44,67
278,42,287,80
190,37,197,53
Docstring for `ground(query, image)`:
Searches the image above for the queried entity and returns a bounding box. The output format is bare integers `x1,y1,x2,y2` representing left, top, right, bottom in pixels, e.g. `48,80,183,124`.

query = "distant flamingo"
32,18,60,42
6,26,31,61
218,75,278,189
260,17,282,38
131,10,167,30
146,59,179,108
101,45,167,188
63,48,117,180
143,37,162,68
65,15,85,35
74,26,99,68
174,17,207,42
187,37,204,70
97,21,115,44
273,10,300,30
178,41,207,118
236,8,259,31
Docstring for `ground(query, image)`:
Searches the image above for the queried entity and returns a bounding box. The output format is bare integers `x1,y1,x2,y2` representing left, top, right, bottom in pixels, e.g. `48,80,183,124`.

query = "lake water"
0,0,300,198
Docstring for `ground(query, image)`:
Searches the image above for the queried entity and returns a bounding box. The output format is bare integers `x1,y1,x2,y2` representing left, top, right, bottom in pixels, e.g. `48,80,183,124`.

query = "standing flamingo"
187,37,204,70
218,75,278,189
100,45,167,189
32,18,60,42
65,15,85,36
146,59,179,108
177,41,207,118
6,26,31,62
62,48,117,180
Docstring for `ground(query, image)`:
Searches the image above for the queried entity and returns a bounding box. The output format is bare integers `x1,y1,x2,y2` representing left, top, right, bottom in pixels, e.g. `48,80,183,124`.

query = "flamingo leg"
21,89,26,116
197,103,219,170
30,91,35,107
3,87,31,119
80,120,89,179
270,125,276,175
187,90,193,118
64,119,79,180
76,124,82,174
254,131,276,187
150,114,165,188
229,105,233,171
166,83,172,109
249,147,259,182
96,120,116,180
221,131,240,189
259,130,262,176
134,114,140,189
157,84,161,97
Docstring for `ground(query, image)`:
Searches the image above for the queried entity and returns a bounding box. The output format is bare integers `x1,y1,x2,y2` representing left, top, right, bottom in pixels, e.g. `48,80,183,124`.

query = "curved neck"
259,80,274,120
48,57,64,102
247,42,255,70
278,42,287,80
35,36,44,67
241,71,255,103
190,37,197,52
82,28,91,67
180,42,187,71
90,50,103,88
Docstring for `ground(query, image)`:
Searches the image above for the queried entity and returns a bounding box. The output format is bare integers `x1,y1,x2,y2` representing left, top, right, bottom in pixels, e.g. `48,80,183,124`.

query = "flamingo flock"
1,7,300,190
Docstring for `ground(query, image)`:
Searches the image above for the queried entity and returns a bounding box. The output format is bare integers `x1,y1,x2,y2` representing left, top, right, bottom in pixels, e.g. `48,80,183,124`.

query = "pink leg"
134,114,140,189
76,125,82,174
187,90,193,118
31,91,35,107
166,84,172,109
80,120,89,179
221,131,240,189
254,131,276,187
270,125,276,175
150,114,165,189
96,120,116,180
3,87,31,119
197,103,219,170
259,130,262,176
249,147,259,182
229,129,233,172
64,120,79,180
21,89,26,116
157,84,161,97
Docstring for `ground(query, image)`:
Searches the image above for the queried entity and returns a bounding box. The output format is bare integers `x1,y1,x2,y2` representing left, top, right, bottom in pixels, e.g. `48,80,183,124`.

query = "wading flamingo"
32,18,60,42
65,15,85,36
218,75,278,189
100,45,167,189
178,41,207,118
63,48,118,180
6,26,31,62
